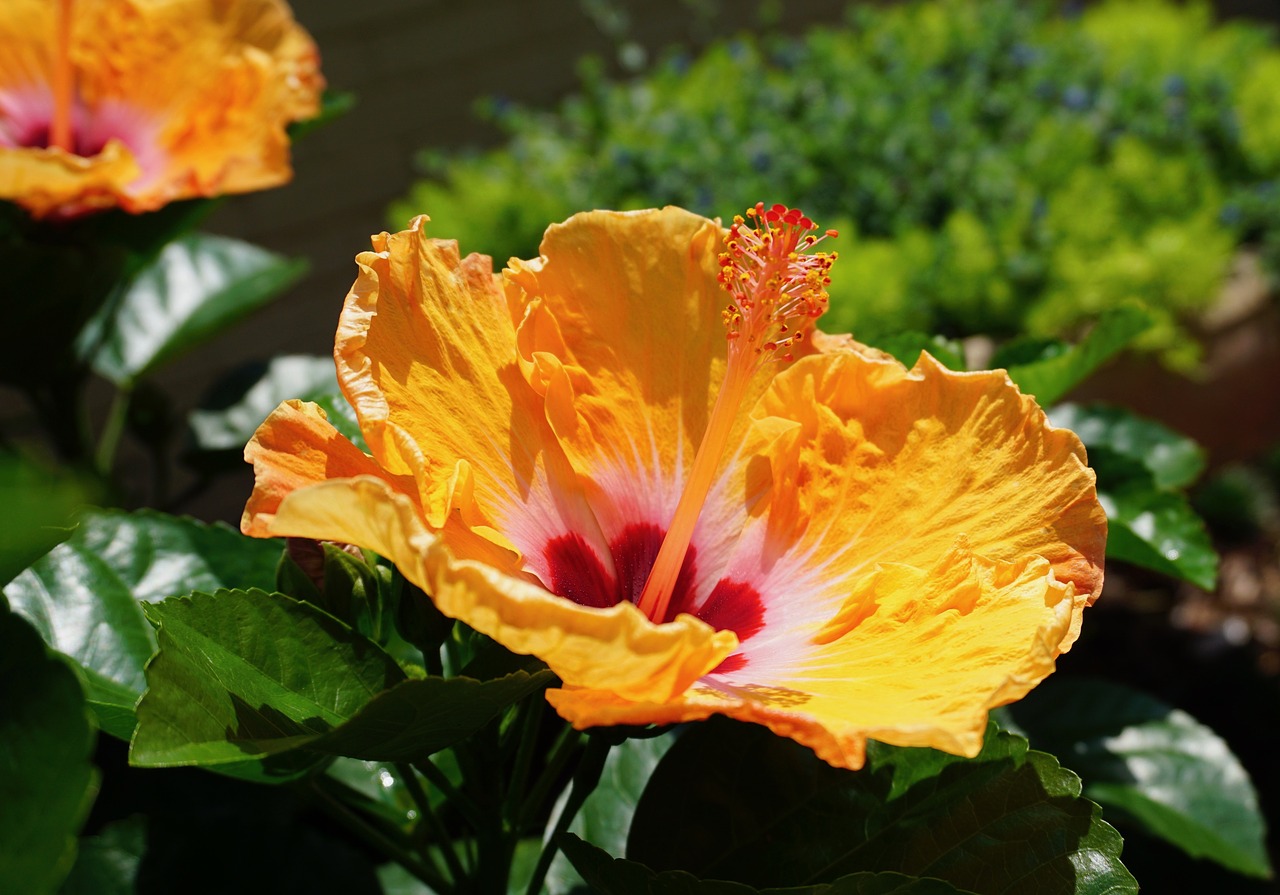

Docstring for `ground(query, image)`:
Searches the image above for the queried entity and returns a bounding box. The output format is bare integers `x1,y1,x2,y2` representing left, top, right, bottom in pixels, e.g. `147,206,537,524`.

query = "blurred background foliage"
393,0,1280,369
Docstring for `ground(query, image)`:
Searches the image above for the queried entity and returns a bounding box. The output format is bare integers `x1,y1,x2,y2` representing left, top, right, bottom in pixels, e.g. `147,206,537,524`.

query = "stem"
503,698,544,830
50,0,75,152
517,725,582,832
417,756,488,833
524,734,612,895
310,776,453,894
397,762,469,887
94,385,131,477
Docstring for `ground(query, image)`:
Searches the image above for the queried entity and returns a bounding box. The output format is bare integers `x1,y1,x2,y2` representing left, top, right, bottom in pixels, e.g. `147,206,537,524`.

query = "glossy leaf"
0,610,97,895
1048,404,1206,491
4,509,282,740
1008,677,1271,878
629,718,1136,895
872,333,966,371
564,836,980,895
1002,304,1153,404
83,233,308,387
132,589,552,770
58,817,146,895
189,355,339,451
547,733,677,893
1101,486,1218,589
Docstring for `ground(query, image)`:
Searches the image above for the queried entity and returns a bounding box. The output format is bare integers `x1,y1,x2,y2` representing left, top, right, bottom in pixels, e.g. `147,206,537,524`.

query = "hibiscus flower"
0,0,322,218
243,205,1105,769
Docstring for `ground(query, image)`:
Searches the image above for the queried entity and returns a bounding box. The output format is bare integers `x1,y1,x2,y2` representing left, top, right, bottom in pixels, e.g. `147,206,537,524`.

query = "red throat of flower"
50,0,75,153
635,203,837,624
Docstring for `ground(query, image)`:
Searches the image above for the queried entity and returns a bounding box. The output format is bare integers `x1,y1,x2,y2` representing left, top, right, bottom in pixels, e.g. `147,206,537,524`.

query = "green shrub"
391,0,1280,364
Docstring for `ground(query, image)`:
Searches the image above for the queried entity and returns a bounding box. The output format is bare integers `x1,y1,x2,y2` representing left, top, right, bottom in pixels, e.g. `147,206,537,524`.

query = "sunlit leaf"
4,509,281,739
1002,304,1153,404
132,589,552,769
82,233,308,387
1009,677,1271,878
189,355,339,451
1101,486,1218,589
872,333,966,371
1048,404,1206,490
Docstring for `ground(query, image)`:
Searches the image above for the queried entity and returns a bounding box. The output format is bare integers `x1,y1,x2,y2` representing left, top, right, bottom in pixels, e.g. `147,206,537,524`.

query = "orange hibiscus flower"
0,0,322,218
243,205,1106,770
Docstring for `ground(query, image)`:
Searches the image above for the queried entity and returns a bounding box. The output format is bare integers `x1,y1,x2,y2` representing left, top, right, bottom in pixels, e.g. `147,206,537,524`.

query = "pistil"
636,204,836,624
50,0,75,153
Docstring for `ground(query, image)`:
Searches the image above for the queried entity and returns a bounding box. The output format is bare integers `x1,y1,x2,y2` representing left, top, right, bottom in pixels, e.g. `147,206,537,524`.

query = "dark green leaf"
0,198,214,389
132,589,405,769
0,610,97,895
306,669,554,761
1003,304,1153,404
547,733,677,893
132,589,550,770
871,333,966,371
4,509,282,740
189,355,339,451
83,233,308,387
565,836,980,895
58,817,146,895
1009,678,1271,878
1102,486,1218,589
0,454,90,587
989,336,1068,370
629,718,1136,895
1048,404,1206,490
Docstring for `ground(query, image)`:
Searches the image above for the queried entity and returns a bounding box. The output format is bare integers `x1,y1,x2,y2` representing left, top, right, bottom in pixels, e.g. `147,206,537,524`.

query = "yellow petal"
547,345,1104,768
335,217,601,559
504,208,779,530
549,544,1077,770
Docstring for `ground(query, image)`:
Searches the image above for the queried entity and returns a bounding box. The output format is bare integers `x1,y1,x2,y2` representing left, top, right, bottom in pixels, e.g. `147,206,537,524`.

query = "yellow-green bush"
393,0,1280,363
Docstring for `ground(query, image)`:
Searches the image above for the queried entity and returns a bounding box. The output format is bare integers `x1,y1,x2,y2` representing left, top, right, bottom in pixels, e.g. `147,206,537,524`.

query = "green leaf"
629,718,1136,895
189,355,339,451
1048,404,1206,490
563,836,980,895
0,453,90,587
1002,304,1153,404
0,610,98,895
1008,677,1271,878
547,733,677,893
58,817,146,895
871,333,966,371
132,589,551,770
132,589,405,769
311,391,369,451
83,233,308,387
1101,486,1218,589
4,509,282,739
306,669,554,761
289,89,357,140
